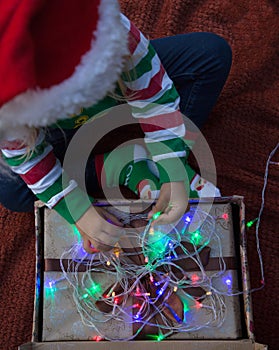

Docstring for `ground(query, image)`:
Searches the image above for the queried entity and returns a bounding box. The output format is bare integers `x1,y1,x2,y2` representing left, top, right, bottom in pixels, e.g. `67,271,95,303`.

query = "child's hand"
75,206,124,253
148,182,188,225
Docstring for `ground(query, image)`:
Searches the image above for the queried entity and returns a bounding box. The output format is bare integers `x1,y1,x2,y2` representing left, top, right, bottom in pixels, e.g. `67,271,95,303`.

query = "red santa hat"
0,0,128,131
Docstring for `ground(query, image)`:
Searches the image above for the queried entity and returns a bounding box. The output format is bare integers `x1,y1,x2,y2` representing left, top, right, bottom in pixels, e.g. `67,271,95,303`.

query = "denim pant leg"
0,169,37,212
151,32,232,129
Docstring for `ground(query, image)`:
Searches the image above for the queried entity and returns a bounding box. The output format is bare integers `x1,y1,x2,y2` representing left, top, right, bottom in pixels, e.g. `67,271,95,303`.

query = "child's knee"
205,33,232,70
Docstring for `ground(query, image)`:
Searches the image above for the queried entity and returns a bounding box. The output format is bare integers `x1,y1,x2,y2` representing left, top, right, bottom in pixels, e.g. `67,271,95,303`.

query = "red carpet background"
0,1,278,349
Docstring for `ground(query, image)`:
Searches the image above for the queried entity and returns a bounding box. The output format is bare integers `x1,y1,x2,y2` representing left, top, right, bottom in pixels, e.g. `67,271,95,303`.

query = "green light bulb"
88,283,102,296
152,211,161,220
190,230,203,245
183,299,190,313
45,282,57,300
147,230,168,262
156,334,164,342
80,282,102,301
246,218,258,228
72,225,82,242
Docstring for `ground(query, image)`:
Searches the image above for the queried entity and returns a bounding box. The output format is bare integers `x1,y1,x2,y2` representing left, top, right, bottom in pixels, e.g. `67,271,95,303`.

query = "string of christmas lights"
53,206,238,341
245,142,279,292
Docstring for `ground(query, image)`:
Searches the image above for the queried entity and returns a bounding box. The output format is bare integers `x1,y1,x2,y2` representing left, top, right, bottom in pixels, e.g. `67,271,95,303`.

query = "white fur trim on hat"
0,0,128,130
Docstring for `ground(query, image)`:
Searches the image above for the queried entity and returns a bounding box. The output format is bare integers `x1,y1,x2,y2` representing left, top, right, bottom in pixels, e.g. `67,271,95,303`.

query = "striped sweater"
1,14,186,224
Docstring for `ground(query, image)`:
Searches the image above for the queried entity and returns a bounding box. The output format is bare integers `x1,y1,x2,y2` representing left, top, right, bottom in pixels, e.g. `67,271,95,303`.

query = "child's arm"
0,128,123,251
1,129,91,221
120,14,188,223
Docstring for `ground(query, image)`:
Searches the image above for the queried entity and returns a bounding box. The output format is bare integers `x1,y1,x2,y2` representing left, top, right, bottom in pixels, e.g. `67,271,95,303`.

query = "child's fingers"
147,186,170,220
82,237,100,254
152,204,185,225
81,232,113,253
148,182,189,225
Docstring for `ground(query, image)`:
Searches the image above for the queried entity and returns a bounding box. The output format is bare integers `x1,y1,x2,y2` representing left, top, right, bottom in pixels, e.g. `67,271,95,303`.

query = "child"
0,0,232,252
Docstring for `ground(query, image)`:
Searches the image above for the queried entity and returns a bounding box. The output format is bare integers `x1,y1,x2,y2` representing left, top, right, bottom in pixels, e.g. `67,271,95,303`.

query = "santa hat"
0,0,128,131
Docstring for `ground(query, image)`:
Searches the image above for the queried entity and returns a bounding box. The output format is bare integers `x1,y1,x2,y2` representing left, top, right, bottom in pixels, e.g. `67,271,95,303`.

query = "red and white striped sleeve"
120,14,187,184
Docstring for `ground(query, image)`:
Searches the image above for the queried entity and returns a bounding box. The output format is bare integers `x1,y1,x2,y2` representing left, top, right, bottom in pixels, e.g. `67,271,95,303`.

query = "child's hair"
0,126,38,177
